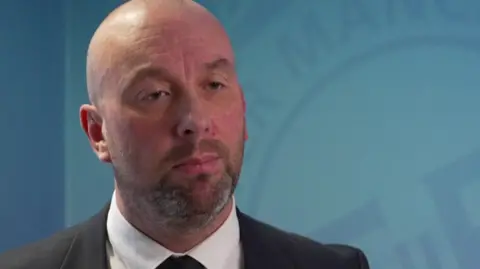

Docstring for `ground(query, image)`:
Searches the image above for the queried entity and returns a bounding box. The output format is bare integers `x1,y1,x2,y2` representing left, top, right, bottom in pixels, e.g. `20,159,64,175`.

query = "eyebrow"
122,57,234,90
121,65,171,92
204,57,234,71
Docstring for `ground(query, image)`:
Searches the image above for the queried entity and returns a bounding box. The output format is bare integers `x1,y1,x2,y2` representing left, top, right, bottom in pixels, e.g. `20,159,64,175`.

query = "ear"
79,104,112,163
240,87,248,141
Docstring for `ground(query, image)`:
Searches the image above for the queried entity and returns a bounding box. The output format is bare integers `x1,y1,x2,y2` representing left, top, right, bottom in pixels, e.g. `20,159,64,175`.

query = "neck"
115,191,234,253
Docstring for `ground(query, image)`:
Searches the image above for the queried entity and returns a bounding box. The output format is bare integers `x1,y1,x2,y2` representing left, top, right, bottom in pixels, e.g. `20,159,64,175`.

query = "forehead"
119,16,235,70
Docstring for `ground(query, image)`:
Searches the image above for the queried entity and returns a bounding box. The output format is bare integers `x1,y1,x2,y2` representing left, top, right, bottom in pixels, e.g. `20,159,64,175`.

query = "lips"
173,155,221,175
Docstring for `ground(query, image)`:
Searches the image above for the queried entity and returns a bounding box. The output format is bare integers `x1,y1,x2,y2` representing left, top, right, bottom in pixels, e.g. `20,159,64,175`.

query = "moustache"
163,139,229,165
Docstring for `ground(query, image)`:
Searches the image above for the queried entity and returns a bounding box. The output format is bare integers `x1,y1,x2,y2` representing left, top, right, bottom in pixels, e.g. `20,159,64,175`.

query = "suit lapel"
237,209,295,269
60,203,110,269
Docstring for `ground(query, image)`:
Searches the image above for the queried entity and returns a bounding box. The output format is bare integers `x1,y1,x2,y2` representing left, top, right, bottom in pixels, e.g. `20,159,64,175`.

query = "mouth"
172,154,221,175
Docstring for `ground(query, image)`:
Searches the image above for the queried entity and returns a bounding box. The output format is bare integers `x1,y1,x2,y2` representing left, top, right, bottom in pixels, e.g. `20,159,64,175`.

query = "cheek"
114,117,172,153
211,106,244,142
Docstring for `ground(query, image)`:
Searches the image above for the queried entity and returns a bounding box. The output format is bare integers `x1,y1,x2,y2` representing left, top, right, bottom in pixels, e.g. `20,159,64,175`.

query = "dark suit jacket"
0,204,370,269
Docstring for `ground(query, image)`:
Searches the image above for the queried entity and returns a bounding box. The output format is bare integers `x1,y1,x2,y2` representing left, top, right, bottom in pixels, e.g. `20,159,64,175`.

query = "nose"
175,101,213,140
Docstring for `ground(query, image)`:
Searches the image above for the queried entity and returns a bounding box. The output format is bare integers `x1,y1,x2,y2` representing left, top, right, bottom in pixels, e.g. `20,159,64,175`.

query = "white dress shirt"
106,193,243,269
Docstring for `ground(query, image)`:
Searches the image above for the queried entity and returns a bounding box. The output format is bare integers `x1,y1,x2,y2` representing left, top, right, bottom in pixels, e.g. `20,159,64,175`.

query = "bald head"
86,0,234,108
80,0,246,242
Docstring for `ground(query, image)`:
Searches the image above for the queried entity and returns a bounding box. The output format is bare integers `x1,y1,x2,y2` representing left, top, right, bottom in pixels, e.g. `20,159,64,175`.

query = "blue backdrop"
0,0,65,251
3,0,480,268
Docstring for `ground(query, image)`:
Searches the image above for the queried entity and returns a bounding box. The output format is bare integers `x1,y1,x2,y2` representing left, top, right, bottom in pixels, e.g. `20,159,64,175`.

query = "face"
81,12,247,232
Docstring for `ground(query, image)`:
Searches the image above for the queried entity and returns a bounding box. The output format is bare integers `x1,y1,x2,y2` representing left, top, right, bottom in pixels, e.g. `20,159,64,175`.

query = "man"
0,0,370,268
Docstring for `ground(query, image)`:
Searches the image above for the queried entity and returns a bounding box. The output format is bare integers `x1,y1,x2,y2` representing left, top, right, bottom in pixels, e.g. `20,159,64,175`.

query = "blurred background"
2,0,480,268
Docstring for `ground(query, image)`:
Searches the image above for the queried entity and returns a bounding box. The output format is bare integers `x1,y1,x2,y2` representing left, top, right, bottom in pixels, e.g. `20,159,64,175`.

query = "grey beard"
118,171,236,234
146,173,234,233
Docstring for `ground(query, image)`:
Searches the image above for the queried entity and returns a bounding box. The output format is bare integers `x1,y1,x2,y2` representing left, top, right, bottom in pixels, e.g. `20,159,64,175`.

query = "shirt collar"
106,192,240,269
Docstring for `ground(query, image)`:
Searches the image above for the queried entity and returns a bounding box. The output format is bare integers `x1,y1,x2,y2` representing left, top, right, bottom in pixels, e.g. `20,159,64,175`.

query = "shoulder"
283,231,370,268
0,223,83,269
240,212,370,269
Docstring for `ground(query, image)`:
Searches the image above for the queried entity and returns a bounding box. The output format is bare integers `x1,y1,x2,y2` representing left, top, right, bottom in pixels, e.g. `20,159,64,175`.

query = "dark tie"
156,255,206,269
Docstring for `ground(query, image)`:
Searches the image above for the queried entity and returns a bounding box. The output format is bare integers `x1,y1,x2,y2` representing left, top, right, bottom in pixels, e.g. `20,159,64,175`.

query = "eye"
207,81,226,91
141,90,171,101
